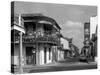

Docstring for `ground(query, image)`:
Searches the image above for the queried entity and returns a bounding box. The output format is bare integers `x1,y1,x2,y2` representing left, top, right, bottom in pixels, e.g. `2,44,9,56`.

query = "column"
36,43,39,65
39,45,44,65
38,45,40,65
46,47,49,63
19,32,23,73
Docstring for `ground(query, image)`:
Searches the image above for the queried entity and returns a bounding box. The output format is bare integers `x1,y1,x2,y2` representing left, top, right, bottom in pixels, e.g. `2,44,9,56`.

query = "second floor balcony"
13,34,60,46
11,14,62,46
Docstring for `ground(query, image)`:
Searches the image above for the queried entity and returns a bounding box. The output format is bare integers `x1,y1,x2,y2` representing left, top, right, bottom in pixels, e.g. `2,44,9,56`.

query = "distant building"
90,16,98,39
90,16,98,61
81,22,90,57
58,37,70,60
81,16,98,61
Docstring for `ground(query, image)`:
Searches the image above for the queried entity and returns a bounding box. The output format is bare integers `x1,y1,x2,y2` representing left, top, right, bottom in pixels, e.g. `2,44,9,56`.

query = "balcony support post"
19,32,23,73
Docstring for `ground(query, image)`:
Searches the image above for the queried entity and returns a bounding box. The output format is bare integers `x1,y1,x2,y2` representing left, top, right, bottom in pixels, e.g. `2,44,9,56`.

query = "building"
11,14,62,68
58,36,80,59
59,36,80,59
81,16,98,61
90,16,98,61
90,16,98,39
81,22,90,57
57,37,70,60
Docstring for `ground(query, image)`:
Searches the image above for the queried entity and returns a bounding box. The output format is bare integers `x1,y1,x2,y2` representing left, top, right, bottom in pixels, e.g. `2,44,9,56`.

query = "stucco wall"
61,38,69,49
39,46,44,65
39,45,52,65
57,50,64,61
11,44,26,65
12,43,53,66
46,48,52,63
11,45,19,65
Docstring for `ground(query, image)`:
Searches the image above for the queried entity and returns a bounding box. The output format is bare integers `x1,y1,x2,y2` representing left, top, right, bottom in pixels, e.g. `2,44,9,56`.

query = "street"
22,58,97,73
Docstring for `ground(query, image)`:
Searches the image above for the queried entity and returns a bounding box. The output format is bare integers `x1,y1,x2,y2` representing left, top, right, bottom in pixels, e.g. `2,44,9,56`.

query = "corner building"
11,14,62,66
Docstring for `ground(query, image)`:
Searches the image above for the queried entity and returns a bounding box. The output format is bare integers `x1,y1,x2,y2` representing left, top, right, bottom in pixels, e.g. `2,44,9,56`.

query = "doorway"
44,47,47,63
26,47,36,65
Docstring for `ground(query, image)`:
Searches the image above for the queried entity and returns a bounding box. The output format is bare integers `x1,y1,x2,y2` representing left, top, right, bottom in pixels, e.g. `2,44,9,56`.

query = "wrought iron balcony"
13,35,60,45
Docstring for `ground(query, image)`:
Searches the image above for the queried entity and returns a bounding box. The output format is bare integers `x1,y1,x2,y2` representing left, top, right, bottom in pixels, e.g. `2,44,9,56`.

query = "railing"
35,36,60,44
14,35,60,45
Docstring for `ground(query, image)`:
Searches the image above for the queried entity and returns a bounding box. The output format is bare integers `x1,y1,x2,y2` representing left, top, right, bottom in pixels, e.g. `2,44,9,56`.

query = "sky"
14,1,97,51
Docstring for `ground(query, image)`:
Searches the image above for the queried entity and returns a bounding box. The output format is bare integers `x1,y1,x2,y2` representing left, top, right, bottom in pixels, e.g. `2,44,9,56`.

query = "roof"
62,36,73,42
21,14,61,30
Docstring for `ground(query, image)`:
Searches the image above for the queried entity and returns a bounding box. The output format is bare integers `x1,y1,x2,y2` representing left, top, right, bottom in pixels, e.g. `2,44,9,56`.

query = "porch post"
36,43,39,65
19,14,23,73
36,22,39,65
19,32,23,73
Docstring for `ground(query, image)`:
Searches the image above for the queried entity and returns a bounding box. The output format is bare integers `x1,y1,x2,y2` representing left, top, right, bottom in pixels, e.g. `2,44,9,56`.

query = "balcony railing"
13,35,60,45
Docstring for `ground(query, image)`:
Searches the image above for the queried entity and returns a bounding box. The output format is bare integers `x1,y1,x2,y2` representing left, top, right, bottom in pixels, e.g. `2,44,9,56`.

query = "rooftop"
21,13,61,30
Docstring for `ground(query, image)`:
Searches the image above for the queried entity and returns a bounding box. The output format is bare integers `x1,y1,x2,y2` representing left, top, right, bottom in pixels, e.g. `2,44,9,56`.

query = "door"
26,47,36,65
44,47,46,63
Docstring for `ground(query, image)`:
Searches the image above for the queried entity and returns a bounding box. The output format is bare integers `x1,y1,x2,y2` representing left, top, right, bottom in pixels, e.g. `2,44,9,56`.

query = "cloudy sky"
14,1,97,50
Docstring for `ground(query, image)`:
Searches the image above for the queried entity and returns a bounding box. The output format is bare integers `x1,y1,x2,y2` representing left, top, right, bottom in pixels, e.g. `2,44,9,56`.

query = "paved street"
21,58,97,73
28,62,97,73
13,57,97,74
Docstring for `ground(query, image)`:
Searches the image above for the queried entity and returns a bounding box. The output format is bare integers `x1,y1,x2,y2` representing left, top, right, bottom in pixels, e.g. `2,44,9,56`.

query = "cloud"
61,20,84,50
61,20,84,35
63,20,83,27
